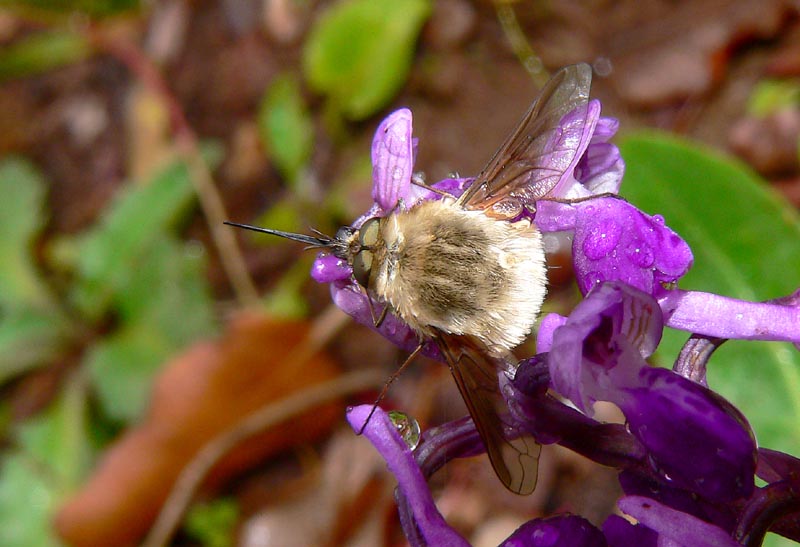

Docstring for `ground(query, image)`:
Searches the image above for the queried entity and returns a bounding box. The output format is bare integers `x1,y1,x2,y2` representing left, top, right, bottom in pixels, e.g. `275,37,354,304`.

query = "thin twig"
140,368,383,547
90,30,260,308
141,302,355,546
495,3,549,88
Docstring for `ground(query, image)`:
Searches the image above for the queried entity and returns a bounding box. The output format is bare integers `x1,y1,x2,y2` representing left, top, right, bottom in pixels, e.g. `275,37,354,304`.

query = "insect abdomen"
380,200,547,353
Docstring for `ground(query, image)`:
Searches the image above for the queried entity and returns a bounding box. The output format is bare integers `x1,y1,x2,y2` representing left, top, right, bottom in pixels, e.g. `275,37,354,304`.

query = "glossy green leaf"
619,132,800,456
0,30,90,82
258,74,314,186
303,0,431,120
86,236,216,422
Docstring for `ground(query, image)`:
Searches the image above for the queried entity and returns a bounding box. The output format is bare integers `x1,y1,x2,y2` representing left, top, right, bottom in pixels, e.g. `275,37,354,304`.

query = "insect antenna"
358,342,425,435
224,221,356,260
224,221,335,247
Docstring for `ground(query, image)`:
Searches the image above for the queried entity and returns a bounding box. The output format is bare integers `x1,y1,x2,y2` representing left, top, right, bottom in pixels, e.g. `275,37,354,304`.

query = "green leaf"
4,0,140,17
619,132,800,456
86,237,216,422
0,376,91,547
747,79,800,117
262,256,313,319
0,158,72,383
184,498,238,547
16,374,92,488
303,0,431,120
258,74,314,187
0,454,63,547
0,157,55,309
85,325,167,422
59,158,197,320
0,30,90,82
0,308,71,385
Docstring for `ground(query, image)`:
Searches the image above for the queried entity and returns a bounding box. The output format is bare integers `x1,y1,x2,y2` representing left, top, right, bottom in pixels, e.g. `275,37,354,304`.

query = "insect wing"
435,332,541,495
456,63,593,213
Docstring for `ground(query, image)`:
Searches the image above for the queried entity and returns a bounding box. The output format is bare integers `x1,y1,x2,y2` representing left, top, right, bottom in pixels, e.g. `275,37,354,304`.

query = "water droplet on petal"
625,239,655,267
388,410,421,450
584,271,605,287
392,166,403,180
582,218,622,260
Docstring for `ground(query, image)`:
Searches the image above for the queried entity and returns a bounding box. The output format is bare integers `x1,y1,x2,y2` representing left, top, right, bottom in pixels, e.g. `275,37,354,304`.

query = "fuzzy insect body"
371,198,547,355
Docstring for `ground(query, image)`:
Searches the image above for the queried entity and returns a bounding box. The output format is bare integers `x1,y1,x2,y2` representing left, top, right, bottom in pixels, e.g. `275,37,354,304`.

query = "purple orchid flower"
311,103,629,344
325,103,800,547
346,282,795,545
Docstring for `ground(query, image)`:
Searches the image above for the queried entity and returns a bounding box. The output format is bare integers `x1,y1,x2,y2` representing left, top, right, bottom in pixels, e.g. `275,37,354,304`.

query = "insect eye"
336,225,355,241
359,217,381,248
352,249,373,288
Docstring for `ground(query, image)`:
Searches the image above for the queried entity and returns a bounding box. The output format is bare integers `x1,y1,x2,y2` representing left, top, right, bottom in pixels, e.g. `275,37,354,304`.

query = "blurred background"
1,1,799,546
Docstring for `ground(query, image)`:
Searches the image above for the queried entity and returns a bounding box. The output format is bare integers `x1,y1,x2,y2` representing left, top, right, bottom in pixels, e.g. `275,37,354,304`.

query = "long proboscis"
223,221,334,248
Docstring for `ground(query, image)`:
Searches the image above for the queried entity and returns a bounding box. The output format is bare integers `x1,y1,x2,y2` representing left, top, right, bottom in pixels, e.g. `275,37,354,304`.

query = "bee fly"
226,64,594,495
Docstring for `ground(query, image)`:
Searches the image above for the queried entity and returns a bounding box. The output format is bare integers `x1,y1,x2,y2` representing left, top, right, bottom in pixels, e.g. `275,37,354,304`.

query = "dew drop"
625,240,655,267
585,271,605,287
388,410,421,450
582,218,622,259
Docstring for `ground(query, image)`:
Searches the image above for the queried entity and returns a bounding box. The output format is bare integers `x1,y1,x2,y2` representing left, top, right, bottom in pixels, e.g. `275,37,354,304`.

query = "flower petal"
658,289,800,344
617,496,741,547
310,254,351,283
618,368,756,502
371,108,414,211
502,515,608,547
548,100,601,199
536,312,568,353
346,405,470,547
602,515,657,547
572,198,693,296
757,447,800,484
330,282,424,353
548,282,662,414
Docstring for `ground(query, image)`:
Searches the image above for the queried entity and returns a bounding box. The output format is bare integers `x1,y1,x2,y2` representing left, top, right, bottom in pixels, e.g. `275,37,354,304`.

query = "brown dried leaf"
600,0,797,106
729,108,800,176
55,312,341,547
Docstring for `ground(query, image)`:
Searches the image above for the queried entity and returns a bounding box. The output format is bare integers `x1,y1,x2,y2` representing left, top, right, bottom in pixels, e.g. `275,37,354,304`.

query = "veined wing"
434,332,540,495
456,63,593,215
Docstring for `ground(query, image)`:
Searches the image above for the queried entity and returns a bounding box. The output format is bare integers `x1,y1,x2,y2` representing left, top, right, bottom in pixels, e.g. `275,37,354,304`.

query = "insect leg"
411,172,455,199
359,283,389,328
357,342,425,435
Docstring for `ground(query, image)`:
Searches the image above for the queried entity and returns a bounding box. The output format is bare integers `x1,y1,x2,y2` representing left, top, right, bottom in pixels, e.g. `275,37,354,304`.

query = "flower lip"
345,405,470,547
